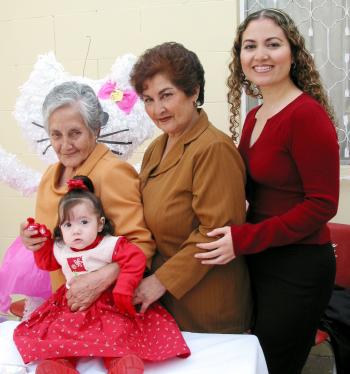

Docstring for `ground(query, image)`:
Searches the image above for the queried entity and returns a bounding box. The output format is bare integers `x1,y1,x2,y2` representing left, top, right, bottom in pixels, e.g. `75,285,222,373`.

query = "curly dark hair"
227,8,336,141
130,42,205,105
53,175,114,241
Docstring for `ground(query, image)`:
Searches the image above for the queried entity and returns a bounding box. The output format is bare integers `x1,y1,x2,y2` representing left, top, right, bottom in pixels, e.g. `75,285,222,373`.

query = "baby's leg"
36,357,79,374
104,355,144,374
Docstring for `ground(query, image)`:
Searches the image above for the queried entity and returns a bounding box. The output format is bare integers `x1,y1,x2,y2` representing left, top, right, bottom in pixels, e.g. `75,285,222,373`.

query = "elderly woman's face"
48,105,96,170
141,73,199,137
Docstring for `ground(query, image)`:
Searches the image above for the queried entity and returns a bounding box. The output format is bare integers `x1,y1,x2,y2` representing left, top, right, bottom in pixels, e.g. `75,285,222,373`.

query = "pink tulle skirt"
0,237,51,312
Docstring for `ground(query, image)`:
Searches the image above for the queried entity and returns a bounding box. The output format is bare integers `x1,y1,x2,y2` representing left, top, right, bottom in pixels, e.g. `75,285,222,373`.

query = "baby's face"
60,201,104,249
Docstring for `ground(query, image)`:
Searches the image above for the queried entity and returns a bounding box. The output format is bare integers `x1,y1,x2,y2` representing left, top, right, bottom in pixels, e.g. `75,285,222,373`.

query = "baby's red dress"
13,235,190,363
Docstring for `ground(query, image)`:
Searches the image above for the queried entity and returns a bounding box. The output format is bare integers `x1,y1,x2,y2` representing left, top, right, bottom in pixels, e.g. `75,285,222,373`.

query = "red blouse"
232,93,339,256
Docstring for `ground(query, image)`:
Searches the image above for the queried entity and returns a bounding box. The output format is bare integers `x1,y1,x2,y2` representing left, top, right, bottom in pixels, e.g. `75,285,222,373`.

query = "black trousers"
247,243,335,374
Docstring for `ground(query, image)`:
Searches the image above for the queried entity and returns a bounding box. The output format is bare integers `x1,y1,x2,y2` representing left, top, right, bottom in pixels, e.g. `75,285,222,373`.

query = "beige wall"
0,1,349,261
337,168,350,224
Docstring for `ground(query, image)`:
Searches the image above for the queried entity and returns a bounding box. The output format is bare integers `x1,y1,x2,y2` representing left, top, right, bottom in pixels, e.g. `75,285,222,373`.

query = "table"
0,321,268,374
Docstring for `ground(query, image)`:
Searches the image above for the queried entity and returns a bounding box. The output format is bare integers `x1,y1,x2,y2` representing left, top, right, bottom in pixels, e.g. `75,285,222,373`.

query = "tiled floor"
302,343,335,374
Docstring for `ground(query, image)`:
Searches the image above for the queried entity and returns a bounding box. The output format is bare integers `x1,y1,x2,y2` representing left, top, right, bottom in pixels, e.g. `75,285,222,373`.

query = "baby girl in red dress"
14,175,190,374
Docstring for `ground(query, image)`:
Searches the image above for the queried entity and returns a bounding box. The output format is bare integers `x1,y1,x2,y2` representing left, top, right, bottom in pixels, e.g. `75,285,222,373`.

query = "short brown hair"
130,42,205,105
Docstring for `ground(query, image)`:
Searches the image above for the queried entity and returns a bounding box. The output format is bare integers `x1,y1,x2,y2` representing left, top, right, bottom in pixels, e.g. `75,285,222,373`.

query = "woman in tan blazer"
131,42,252,333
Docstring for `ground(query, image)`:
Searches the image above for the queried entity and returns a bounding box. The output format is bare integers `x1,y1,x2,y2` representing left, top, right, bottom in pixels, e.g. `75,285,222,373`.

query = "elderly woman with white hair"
20,81,154,311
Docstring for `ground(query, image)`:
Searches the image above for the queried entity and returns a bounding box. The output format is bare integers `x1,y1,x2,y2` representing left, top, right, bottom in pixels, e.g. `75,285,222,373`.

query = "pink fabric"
98,81,138,114
116,90,138,114
98,80,117,99
0,237,51,312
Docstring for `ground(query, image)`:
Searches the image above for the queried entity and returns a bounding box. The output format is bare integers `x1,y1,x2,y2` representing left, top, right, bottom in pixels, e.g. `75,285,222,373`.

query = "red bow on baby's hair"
67,179,88,191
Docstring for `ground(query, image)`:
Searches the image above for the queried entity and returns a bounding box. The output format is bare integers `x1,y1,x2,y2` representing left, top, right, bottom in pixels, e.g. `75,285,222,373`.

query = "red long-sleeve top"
232,93,339,256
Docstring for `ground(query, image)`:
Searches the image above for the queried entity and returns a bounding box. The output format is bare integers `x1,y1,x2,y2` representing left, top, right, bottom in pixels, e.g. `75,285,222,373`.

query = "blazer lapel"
50,143,110,194
141,110,210,181
76,143,110,176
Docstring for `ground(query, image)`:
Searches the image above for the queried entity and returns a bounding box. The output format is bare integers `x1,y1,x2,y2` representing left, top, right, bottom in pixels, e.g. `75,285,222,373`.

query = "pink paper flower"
98,81,138,114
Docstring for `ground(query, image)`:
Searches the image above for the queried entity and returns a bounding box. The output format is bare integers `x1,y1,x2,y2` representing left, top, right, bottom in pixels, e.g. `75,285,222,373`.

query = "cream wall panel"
22,155,47,174
93,10,144,56
63,59,99,80
54,9,142,61
94,0,231,11
98,59,122,78
0,239,16,263
204,102,230,134
0,112,29,155
0,180,25,199
198,51,232,104
141,3,236,52
0,195,36,237
0,0,109,20
1,1,56,20
334,171,350,224
0,64,37,111
0,21,15,65
335,183,350,223
54,12,101,61
49,1,104,15
5,17,54,65
0,202,36,248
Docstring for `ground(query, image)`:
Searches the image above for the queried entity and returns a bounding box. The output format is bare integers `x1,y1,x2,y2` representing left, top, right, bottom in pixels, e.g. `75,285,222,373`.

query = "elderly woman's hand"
195,226,236,265
133,274,166,314
66,262,120,312
20,221,47,252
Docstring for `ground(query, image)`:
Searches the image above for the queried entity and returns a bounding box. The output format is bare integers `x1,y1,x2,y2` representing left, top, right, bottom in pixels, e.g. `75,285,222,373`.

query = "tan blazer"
140,110,252,333
36,143,155,291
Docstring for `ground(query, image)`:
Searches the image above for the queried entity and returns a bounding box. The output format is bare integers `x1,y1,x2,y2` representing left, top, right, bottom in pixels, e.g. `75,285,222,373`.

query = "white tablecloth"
0,321,268,374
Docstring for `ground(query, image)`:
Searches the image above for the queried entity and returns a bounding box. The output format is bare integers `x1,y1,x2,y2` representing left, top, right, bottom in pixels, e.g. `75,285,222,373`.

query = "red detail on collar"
70,235,103,252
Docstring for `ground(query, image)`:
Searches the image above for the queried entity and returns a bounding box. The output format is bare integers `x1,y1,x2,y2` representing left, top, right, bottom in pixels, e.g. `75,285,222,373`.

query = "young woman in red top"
196,8,339,374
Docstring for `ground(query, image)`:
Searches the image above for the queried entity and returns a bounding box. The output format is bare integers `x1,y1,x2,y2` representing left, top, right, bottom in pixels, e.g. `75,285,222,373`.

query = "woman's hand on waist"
133,274,166,314
195,226,236,265
66,262,120,312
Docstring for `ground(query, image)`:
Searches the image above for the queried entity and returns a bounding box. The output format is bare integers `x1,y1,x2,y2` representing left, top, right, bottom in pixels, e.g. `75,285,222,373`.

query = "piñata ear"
13,52,154,163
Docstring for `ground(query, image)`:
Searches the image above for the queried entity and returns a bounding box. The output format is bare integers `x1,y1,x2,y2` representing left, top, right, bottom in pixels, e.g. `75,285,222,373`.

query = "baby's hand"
25,217,51,238
114,293,136,317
